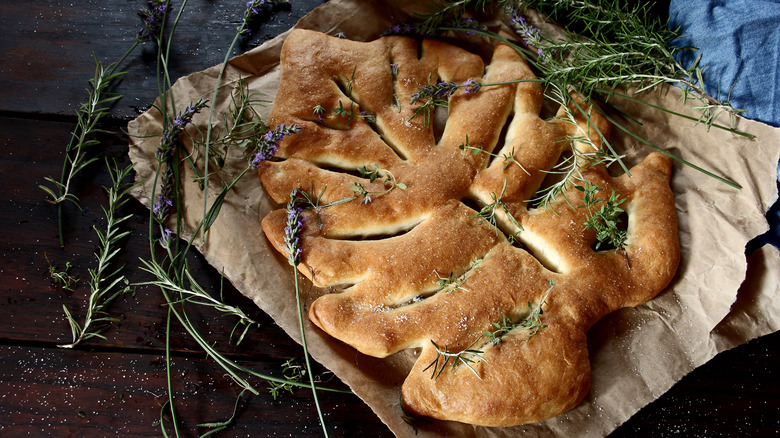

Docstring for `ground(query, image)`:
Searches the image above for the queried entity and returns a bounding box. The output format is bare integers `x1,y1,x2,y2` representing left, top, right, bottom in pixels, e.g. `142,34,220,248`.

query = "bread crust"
259,29,680,427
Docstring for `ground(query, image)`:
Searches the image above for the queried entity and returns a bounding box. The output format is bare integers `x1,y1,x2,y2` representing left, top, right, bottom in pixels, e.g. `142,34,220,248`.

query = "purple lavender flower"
160,226,174,247
250,123,302,168
136,0,170,43
153,164,174,224
240,0,289,35
505,5,544,58
380,21,436,38
283,188,304,266
410,81,460,105
312,105,326,122
442,17,488,37
462,78,482,94
156,98,208,162
153,98,208,225
390,63,399,78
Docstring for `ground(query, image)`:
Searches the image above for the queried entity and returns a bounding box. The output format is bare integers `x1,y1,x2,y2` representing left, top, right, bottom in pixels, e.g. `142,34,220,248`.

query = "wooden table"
1,1,778,436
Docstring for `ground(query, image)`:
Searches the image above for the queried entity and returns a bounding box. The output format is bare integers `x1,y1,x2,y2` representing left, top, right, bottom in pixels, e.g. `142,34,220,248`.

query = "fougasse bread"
257,29,680,427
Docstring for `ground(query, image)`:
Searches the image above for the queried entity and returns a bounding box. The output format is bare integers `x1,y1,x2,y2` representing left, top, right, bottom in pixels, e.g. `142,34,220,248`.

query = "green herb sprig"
139,260,258,345
435,271,469,292
485,278,554,346
508,0,747,129
267,358,309,400
407,0,747,193
471,178,523,241
577,183,628,251
46,255,79,292
458,134,530,173
59,160,136,349
193,76,270,170
424,278,554,378
40,48,138,247
423,339,487,379
350,163,407,204
328,68,378,126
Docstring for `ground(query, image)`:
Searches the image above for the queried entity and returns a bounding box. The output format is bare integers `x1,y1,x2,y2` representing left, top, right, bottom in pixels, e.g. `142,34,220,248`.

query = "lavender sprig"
283,188,304,266
250,123,301,168
156,98,209,161
284,187,330,437
410,80,461,104
153,98,209,225
152,164,174,224
505,6,545,58
240,0,290,36
381,17,487,38
409,77,529,126
136,0,170,43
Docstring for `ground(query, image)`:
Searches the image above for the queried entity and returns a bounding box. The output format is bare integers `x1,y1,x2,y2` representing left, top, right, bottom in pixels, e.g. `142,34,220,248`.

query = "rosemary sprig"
423,339,487,379
40,48,138,247
329,68,378,126
529,82,624,210
41,0,167,247
458,134,529,173
46,254,79,292
471,178,523,240
59,160,136,349
193,76,271,170
577,183,628,251
296,184,358,229
138,260,258,345
508,0,746,127
349,162,407,204
332,100,376,126
424,279,554,379
267,358,309,400
405,1,749,193
488,278,555,346
435,271,469,292
284,188,331,438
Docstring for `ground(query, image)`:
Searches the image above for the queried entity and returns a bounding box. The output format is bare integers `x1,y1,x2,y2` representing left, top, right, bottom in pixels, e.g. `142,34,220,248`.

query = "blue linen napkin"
669,0,780,249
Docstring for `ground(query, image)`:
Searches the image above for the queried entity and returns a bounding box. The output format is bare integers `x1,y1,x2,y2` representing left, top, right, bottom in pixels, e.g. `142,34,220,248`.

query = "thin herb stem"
164,305,181,437
594,106,742,189
200,20,247,244
594,87,755,139
294,270,330,437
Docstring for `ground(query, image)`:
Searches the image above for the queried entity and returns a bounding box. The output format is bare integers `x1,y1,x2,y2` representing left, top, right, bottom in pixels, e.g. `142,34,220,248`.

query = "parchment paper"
127,1,780,436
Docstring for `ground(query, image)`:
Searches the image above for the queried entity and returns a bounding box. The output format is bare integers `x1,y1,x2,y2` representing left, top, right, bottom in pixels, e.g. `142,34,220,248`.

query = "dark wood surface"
1,1,778,437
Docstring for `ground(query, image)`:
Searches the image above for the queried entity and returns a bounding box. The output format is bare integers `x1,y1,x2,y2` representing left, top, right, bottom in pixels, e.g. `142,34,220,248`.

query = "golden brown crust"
259,29,680,427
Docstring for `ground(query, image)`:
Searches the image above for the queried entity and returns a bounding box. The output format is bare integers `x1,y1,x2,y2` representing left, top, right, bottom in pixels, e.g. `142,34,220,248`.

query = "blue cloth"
669,0,780,250
669,0,780,128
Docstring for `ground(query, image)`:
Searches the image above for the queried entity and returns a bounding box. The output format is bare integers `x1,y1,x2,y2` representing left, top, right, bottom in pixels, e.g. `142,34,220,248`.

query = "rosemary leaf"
58,160,136,349
41,44,139,247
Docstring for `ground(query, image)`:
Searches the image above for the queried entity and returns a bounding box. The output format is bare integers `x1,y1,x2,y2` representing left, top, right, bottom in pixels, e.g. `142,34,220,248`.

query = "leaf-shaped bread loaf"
259,29,680,427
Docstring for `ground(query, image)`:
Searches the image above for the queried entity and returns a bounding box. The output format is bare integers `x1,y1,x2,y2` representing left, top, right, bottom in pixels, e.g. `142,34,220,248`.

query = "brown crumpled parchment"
127,1,780,437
